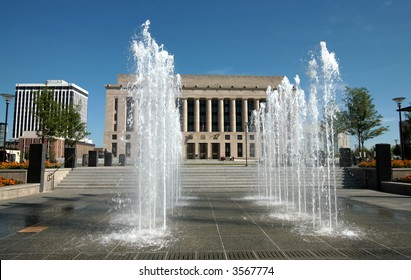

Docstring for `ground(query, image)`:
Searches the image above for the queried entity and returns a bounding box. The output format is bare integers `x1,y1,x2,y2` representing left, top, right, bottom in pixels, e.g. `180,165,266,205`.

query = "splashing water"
122,20,182,233
253,42,340,231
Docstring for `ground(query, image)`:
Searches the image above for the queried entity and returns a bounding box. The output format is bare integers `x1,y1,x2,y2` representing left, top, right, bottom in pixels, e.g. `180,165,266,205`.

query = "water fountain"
128,20,183,232
253,42,340,232
106,21,182,242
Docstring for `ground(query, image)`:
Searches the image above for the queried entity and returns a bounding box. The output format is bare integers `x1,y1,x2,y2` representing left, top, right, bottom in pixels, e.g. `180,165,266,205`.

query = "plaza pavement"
0,166,411,260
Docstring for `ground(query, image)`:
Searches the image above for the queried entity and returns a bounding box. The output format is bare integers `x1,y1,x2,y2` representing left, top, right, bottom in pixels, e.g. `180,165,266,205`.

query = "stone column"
182,98,188,132
218,98,224,132
230,98,236,132
206,98,212,132
194,98,200,132
254,99,260,111
242,99,248,126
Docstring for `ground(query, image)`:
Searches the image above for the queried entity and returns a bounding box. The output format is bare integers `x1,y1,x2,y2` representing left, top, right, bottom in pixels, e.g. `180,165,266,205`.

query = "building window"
237,143,243,157
212,99,218,132
200,99,206,131
126,134,131,140
114,98,118,131
224,99,230,132
237,135,242,140
225,143,231,157
236,100,243,132
248,99,254,125
225,135,230,140
250,143,255,157
187,99,194,132
126,143,131,157
111,143,117,157
126,97,134,132
112,134,117,140
249,135,255,140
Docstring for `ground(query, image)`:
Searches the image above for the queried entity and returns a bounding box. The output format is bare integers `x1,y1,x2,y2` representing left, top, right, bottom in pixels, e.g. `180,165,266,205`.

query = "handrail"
47,152,76,182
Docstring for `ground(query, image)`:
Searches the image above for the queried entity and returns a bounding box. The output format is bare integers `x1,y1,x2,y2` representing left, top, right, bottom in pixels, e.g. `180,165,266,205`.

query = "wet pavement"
0,186,411,260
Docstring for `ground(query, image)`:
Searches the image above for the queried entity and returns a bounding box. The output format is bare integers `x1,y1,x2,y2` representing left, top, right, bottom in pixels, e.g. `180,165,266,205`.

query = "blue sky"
0,0,410,148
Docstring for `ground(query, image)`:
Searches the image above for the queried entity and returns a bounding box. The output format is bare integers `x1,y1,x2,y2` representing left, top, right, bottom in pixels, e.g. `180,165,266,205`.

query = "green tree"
35,86,89,149
35,87,64,142
61,102,90,147
339,87,389,158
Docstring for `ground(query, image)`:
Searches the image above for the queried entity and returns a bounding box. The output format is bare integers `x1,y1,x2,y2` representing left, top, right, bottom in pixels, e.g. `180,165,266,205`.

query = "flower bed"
393,175,411,184
0,161,61,169
0,176,23,187
358,159,411,168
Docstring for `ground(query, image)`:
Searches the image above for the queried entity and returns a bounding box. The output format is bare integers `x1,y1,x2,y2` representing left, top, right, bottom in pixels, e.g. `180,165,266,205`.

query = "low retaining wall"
381,181,411,196
346,167,411,195
0,169,27,183
0,168,71,200
0,183,40,200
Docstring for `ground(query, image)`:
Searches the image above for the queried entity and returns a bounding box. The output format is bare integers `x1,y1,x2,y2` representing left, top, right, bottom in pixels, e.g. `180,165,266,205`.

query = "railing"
47,153,76,187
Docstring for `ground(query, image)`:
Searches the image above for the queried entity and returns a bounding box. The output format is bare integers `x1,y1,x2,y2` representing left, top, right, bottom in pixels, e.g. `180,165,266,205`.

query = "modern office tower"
13,80,88,139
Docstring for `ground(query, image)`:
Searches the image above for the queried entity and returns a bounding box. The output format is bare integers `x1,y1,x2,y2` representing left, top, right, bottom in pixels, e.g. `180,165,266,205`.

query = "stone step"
56,165,360,189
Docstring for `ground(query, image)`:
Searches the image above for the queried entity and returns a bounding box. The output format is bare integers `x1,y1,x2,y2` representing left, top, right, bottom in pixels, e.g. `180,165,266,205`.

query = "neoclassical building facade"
104,74,284,161
104,74,349,162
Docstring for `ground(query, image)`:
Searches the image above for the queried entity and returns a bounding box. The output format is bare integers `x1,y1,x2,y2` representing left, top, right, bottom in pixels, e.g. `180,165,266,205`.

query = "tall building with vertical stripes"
13,80,89,139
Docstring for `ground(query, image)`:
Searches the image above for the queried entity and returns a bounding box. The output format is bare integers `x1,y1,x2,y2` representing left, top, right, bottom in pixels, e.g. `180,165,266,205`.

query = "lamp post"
0,93,14,162
393,97,406,160
244,121,248,167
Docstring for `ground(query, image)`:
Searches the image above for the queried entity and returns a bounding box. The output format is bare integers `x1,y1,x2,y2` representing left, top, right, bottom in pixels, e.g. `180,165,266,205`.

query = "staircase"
56,164,362,190
56,166,137,189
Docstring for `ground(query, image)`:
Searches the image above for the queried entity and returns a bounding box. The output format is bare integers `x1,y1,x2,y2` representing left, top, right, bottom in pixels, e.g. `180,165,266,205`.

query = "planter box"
381,181,411,196
0,169,27,183
346,167,411,195
0,183,40,200
0,168,71,199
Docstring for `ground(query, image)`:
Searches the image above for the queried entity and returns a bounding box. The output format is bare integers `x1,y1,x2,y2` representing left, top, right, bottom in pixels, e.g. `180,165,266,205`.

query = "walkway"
0,166,410,260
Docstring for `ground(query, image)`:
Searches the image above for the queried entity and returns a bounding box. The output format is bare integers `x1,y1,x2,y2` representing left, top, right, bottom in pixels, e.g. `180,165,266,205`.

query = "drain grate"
166,252,196,260
254,251,287,260
74,253,108,260
283,250,316,259
197,251,226,260
394,249,411,259
226,251,257,260
0,254,19,260
136,252,166,260
106,253,138,260
338,249,375,259
43,253,79,260
311,250,346,259
364,248,406,259
13,254,46,260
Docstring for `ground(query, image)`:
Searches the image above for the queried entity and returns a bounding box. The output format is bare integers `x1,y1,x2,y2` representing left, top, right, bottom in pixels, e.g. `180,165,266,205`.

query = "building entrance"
199,143,207,159
212,143,220,159
225,143,231,158
187,143,195,159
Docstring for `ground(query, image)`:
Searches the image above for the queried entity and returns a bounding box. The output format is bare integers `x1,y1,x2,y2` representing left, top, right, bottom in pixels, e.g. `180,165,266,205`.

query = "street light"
0,93,15,162
244,121,248,167
393,97,406,160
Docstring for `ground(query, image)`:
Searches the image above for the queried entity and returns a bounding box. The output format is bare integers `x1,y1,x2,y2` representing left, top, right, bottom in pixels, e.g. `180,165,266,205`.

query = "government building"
104,74,349,162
